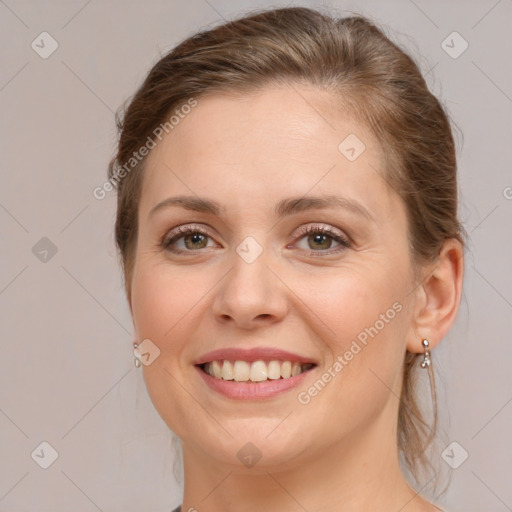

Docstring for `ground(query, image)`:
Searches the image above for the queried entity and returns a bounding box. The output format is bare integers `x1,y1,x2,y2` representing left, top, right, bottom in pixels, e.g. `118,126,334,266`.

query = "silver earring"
420,339,431,368
133,342,142,368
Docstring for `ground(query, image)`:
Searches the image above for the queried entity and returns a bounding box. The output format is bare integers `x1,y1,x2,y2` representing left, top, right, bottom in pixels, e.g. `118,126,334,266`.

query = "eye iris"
308,233,331,250
185,232,207,250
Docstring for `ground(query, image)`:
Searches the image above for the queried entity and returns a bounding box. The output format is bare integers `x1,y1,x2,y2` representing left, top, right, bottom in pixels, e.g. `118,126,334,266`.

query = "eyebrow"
148,194,375,222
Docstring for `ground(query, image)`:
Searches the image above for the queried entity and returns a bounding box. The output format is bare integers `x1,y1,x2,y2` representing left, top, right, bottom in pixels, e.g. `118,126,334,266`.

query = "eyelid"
161,223,214,246
293,222,346,239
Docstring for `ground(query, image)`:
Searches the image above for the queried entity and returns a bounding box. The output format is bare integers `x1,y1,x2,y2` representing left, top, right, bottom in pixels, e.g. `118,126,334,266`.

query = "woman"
109,7,465,511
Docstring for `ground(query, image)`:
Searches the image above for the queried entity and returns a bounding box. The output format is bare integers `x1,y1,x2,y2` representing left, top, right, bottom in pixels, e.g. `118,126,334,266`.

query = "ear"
406,238,465,353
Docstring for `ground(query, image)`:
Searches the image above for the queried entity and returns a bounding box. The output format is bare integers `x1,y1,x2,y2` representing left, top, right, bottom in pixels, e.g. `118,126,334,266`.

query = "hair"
108,6,466,491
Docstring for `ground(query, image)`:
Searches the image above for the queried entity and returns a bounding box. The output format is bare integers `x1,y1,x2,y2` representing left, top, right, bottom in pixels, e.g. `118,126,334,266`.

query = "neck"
179,410,432,512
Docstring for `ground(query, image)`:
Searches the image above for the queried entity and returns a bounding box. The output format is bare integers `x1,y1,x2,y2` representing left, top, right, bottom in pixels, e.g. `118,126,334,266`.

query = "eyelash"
160,223,351,256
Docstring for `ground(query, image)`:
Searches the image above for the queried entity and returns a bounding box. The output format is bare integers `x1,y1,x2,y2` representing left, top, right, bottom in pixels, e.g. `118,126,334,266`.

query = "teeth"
281,361,292,379
291,362,302,376
267,360,281,380
212,360,222,379
203,360,314,382
250,360,268,382
233,361,250,381
221,360,234,380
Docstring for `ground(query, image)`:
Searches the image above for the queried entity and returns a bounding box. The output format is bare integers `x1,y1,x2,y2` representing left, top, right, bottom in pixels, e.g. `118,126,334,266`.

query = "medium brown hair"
108,6,465,488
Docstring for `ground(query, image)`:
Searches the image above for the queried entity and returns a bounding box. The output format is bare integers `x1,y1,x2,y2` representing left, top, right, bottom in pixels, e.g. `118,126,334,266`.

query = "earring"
420,339,431,368
133,342,142,368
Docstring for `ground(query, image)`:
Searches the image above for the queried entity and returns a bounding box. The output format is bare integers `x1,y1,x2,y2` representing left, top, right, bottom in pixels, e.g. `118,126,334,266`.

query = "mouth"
194,347,318,399
198,359,316,382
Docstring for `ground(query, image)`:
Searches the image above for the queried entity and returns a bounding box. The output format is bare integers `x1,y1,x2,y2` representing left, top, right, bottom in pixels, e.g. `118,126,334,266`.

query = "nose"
212,246,288,330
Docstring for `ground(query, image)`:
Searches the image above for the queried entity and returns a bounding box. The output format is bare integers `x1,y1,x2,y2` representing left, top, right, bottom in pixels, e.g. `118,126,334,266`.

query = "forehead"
139,84,398,220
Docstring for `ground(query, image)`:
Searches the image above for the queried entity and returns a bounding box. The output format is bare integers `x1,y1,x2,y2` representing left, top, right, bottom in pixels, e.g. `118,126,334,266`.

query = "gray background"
0,0,511,511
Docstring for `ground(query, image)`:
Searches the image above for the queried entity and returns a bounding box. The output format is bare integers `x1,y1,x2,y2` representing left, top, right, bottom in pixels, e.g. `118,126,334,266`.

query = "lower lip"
195,365,315,400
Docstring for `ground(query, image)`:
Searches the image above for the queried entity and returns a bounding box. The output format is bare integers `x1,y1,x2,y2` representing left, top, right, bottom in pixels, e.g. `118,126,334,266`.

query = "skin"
128,84,464,512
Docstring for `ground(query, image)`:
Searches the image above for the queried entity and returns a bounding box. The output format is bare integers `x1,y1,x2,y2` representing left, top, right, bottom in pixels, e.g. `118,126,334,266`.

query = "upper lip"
194,347,317,366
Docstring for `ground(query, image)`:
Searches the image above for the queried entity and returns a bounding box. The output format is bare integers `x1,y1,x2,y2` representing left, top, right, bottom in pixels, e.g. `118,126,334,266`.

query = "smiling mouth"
198,360,316,382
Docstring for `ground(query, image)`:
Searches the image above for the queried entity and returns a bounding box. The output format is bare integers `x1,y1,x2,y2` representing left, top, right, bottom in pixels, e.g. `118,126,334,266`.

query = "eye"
293,224,351,255
161,225,216,254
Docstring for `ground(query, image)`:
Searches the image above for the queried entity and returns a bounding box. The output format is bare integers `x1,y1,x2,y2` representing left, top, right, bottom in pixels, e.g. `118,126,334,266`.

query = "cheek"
295,266,406,350
131,260,222,359
130,262,213,437
131,262,193,342
293,268,408,408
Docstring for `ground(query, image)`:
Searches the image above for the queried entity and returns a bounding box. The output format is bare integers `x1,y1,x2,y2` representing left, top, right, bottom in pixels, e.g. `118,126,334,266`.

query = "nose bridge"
212,234,286,326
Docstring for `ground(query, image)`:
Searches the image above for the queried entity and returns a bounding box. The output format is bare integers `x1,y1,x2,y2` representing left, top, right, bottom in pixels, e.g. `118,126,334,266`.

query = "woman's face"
130,84,421,469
